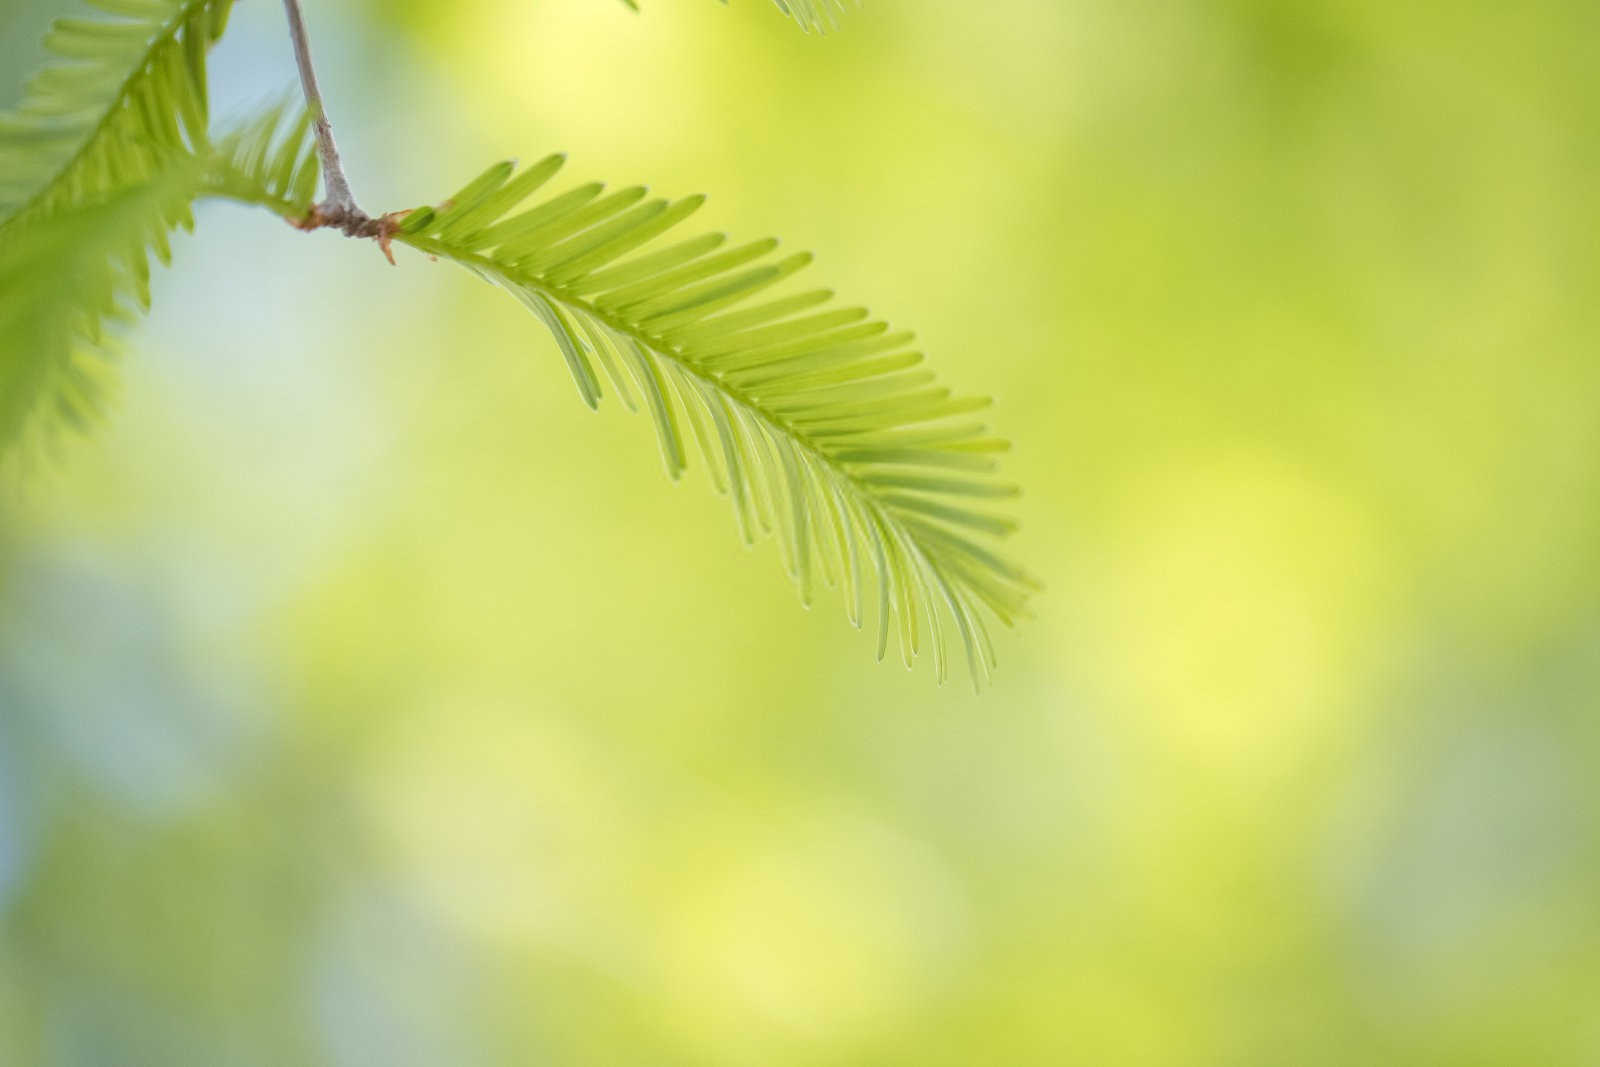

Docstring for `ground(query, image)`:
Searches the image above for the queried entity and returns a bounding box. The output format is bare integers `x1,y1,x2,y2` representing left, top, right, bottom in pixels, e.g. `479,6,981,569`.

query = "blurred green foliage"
2,0,1598,1064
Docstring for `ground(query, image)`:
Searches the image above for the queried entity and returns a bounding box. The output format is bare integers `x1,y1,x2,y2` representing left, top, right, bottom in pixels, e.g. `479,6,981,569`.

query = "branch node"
287,203,407,265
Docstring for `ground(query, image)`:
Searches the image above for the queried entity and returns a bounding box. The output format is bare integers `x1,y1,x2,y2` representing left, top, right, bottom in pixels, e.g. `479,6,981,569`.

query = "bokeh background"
4,0,1600,1062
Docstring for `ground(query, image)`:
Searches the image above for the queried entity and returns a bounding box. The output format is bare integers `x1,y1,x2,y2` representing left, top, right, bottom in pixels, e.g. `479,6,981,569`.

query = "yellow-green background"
3,0,1598,1063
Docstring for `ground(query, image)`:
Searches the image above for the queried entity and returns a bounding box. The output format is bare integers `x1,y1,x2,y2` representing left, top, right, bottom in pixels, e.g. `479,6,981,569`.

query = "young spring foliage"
231,146,1041,685
0,0,234,455
0,0,1036,684
0,164,210,455
0,0,231,224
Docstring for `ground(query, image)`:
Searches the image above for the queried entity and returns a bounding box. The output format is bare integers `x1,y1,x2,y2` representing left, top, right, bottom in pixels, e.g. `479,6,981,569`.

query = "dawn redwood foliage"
0,0,1036,685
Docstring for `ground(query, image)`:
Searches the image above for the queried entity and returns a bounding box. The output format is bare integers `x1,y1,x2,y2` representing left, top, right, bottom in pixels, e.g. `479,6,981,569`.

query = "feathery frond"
0,0,238,457
205,102,322,219
374,157,1037,684
0,160,207,460
618,0,855,35
0,0,234,226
